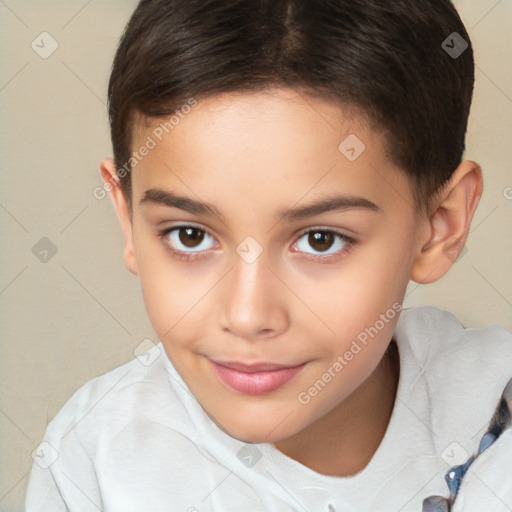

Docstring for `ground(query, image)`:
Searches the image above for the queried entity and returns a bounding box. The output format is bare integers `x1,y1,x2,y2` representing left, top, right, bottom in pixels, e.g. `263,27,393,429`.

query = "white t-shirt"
25,306,512,512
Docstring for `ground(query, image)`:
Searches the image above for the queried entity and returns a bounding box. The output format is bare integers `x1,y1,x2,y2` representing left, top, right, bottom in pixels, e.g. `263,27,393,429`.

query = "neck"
272,340,400,477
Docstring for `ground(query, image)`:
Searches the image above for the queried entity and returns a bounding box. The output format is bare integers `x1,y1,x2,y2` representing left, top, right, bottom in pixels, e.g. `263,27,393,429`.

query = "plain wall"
0,1,511,510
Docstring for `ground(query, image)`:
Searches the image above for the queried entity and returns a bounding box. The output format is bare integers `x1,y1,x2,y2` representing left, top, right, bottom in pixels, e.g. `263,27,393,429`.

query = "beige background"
0,1,511,510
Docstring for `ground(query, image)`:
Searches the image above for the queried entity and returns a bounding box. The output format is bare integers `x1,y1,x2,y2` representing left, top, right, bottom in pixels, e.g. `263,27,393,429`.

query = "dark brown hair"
107,0,474,212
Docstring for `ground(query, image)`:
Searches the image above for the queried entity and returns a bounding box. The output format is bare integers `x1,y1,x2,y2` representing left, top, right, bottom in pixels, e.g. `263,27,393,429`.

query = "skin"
100,87,482,477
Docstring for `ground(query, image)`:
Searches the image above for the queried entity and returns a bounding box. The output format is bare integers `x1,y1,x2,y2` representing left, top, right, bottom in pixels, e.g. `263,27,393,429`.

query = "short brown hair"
107,0,474,212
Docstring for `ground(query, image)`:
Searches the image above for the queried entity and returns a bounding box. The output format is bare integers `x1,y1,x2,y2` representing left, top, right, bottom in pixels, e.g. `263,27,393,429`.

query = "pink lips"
210,360,306,395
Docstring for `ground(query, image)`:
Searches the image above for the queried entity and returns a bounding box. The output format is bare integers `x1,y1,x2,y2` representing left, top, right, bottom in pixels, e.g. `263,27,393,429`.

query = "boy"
25,0,512,511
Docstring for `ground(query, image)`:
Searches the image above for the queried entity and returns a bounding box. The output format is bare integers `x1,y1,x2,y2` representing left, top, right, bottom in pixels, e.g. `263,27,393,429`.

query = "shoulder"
42,342,186,446
453,428,512,511
396,305,512,367
394,305,512,442
27,344,218,510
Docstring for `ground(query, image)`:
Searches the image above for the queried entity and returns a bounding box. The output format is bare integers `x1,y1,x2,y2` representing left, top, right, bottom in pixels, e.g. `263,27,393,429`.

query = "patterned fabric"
422,376,512,511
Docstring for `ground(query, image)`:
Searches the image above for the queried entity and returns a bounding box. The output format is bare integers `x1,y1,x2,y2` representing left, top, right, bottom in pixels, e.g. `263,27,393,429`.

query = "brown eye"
158,225,217,258
307,231,335,252
293,228,354,259
178,227,205,248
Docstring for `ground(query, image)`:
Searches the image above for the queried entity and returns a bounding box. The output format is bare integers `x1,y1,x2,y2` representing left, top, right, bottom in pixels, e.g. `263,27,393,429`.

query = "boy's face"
113,88,431,443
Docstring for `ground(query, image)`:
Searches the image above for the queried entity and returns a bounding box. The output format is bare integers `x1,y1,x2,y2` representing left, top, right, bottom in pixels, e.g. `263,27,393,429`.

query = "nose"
218,250,289,341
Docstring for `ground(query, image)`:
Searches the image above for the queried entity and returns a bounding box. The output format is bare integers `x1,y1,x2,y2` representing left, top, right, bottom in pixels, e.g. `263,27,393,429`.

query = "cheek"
299,242,409,354
133,236,202,339
140,274,204,340
313,260,405,323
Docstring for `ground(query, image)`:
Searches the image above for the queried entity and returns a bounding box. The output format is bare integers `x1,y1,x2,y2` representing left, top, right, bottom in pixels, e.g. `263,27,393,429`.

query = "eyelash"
157,225,356,263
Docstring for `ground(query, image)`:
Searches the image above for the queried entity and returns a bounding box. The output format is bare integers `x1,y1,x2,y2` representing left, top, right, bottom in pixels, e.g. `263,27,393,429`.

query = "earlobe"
410,160,483,284
99,158,139,276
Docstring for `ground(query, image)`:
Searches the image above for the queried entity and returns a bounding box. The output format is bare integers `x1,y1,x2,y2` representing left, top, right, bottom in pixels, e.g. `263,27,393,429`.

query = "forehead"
134,87,370,152
129,88,414,217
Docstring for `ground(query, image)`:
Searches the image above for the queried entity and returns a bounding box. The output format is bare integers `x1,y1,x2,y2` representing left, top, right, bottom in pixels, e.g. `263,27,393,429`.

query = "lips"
210,359,307,395
213,361,302,372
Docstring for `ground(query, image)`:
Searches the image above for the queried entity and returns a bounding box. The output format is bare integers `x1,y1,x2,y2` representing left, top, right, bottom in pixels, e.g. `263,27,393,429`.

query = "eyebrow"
140,188,380,222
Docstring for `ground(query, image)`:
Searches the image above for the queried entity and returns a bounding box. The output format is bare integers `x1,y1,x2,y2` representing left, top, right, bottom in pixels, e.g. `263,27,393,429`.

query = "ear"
99,158,139,276
410,160,483,284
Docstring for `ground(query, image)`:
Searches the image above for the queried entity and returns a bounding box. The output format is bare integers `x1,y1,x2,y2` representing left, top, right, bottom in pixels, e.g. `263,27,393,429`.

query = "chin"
213,415,294,445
